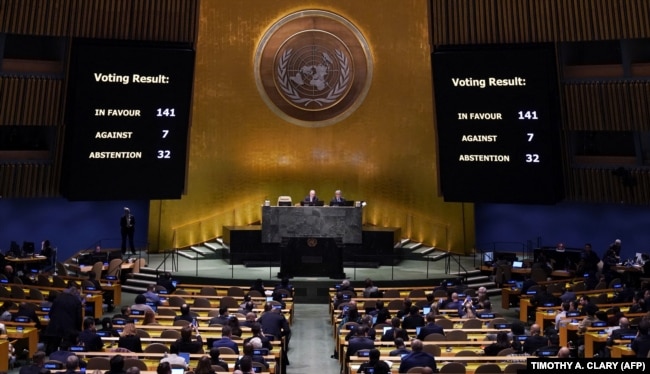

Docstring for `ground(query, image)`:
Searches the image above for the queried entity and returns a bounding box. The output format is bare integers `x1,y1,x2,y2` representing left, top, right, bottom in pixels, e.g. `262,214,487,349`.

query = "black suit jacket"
45,291,82,337
417,323,444,340
402,314,425,330
79,329,104,351
257,312,290,339
347,336,375,359
608,328,638,346
399,351,438,373
302,196,319,206
120,214,135,233
523,335,548,354
329,197,347,206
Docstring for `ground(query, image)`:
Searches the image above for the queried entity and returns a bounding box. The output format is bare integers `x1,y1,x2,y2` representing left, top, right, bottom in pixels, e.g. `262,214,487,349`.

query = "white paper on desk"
383,360,393,368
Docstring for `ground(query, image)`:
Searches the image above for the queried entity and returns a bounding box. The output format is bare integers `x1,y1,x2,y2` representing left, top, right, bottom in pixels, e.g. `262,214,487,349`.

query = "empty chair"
131,258,147,275
406,367,426,374
423,333,446,341
546,284,563,294
52,275,67,288
414,299,429,308
219,296,238,309
409,289,425,297
207,309,221,318
55,262,69,276
572,282,586,292
433,289,448,299
248,290,263,297
81,280,95,290
29,288,44,301
497,347,516,356
90,261,104,279
275,288,291,297
193,297,212,308
439,363,466,374
463,288,476,297
383,289,400,298
422,344,441,357
174,289,189,295
504,363,526,374
530,267,547,283
123,359,148,371
462,319,483,329
37,274,51,287
211,365,227,372
155,285,167,293
106,258,123,279
157,308,177,317
446,330,468,341
199,287,217,296
227,286,245,296
86,357,111,370
386,299,403,310
373,323,390,331
167,296,186,307
434,318,454,329
135,329,150,338
474,363,502,374
160,329,181,339
217,347,236,355
10,285,25,299
455,350,478,357
12,276,22,284
144,343,170,353
487,318,509,328
0,287,10,298
594,281,607,290
595,293,609,304
173,319,190,326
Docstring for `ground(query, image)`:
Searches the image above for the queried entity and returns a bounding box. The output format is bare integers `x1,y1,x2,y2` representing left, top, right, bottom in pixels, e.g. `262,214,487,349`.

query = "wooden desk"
0,340,8,371
584,331,608,358
611,344,635,358
501,287,520,309
535,309,561,331
6,326,38,358
5,255,48,264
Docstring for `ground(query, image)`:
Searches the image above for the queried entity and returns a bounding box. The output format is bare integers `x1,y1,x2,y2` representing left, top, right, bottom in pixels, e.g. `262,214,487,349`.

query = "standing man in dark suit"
120,207,136,255
398,339,437,373
329,190,347,206
303,189,319,206
44,286,83,354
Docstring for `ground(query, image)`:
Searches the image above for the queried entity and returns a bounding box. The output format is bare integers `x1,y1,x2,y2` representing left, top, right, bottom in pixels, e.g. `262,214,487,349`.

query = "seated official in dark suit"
329,189,346,206
347,326,375,359
523,324,548,355
417,312,444,340
171,325,203,354
302,189,319,206
398,339,437,373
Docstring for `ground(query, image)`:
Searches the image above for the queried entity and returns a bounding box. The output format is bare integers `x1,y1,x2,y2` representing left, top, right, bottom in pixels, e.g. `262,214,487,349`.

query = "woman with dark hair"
98,317,120,337
194,356,215,374
483,331,512,356
228,316,243,337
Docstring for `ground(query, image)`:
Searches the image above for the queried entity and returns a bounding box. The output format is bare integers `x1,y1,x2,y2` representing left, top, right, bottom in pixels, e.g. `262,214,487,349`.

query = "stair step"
469,281,497,289
485,288,501,295
399,238,411,247
466,275,490,283
125,278,156,286
216,238,224,245
139,266,159,275
121,284,147,293
424,252,449,261
189,245,213,256
133,272,157,280
402,242,422,250
343,261,380,269
412,246,436,255
450,269,481,276
203,242,223,251
177,250,199,260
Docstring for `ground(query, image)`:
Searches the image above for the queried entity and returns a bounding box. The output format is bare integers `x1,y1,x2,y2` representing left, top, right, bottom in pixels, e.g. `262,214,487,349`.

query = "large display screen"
61,39,195,200
433,44,563,204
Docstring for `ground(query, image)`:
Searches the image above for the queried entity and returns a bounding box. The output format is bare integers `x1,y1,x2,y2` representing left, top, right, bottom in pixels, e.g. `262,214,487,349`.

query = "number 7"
162,130,169,138
527,133,534,142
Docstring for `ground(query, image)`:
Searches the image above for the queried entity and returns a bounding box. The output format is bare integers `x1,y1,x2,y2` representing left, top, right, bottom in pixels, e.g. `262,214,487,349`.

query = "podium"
261,205,362,278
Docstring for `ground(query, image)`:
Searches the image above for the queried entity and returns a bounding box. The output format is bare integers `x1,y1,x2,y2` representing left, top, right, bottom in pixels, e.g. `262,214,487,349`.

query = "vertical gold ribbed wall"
0,0,198,198
147,0,475,253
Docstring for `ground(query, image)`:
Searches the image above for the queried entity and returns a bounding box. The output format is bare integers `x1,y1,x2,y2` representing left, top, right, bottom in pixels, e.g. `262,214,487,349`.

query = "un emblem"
255,10,373,127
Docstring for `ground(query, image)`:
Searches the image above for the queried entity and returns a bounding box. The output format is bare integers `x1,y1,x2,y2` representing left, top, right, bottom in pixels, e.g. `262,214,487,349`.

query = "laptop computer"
178,352,190,365
422,306,431,315
512,261,523,268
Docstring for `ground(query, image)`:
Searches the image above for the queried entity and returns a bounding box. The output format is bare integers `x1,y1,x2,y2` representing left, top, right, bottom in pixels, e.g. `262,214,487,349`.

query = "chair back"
423,333,446,341
86,357,111,370
200,287,217,296
157,308,177,317
219,296,238,309
160,329,181,339
406,367,426,373
10,285,25,299
91,261,104,279
52,275,67,288
37,274,51,287
167,296,186,307
107,258,123,278
383,289,400,298
439,362,466,374
503,363,526,374
227,286,245,296
497,347,516,356
124,358,148,371
462,319,483,329
29,288,44,300
434,318,454,329
446,330,468,341
135,328,150,338
143,342,170,353
217,346,236,355
474,363,502,374
173,319,190,326
409,289,425,297
422,344,441,356
193,297,212,308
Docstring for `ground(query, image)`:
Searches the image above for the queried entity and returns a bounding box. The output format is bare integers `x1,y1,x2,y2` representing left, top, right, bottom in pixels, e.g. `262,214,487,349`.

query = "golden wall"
148,0,475,253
